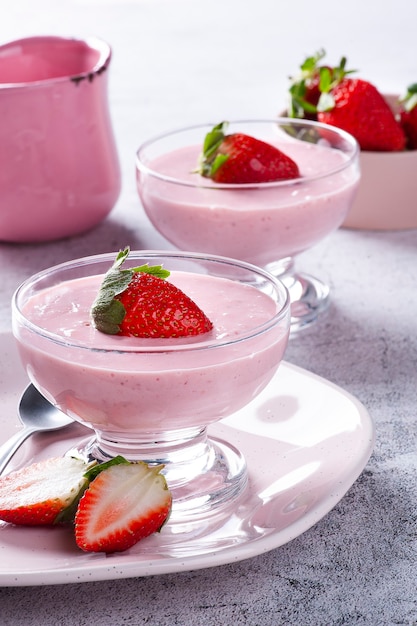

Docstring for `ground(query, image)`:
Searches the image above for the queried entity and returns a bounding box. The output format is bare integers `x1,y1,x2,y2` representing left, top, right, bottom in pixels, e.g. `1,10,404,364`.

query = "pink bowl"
280,94,417,231
342,94,417,230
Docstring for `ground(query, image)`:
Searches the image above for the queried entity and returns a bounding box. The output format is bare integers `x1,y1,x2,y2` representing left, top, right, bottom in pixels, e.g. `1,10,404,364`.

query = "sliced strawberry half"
74,461,172,553
91,247,213,338
0,456,92,526
196,121,300,184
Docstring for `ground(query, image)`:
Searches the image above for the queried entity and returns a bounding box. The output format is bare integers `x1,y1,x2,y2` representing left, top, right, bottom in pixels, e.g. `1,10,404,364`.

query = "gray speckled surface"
1,1,417,624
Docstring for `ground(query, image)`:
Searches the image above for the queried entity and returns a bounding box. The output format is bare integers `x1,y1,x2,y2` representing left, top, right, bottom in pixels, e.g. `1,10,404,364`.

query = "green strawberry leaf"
318,66,333,93
84,455,130,481
91,247,170,334
400,84,417,112
131,263,170,278
195,122,230,178
203,121,227,159
210,153,229,176
300,50,325,73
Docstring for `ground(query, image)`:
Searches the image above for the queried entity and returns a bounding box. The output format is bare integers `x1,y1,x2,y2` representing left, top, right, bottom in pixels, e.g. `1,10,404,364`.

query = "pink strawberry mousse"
14,271,289,439
137,139,359,268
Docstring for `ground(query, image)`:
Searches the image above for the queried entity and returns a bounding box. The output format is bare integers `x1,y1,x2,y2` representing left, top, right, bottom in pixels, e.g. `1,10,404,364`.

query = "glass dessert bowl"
136,119,360,331
12,250,290,523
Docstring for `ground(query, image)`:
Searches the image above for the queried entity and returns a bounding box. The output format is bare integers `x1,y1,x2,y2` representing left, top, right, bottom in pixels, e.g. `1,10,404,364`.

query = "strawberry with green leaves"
288,50,406,152
91,247,213,338
75,459,172,553
399,84,417,149
288,50,353,120
196,121,300,184
0,456,93,526
317,77,406,152
0,454,173,553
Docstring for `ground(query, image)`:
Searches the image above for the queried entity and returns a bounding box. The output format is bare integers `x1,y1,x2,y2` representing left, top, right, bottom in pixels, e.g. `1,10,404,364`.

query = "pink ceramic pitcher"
0,35,121,242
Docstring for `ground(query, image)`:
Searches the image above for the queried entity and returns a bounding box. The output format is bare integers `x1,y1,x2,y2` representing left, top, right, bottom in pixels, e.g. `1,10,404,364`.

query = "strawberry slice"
74,461,172,553
196,121,300,183
0,454,172,553
0,456,92,526
91,247,213,338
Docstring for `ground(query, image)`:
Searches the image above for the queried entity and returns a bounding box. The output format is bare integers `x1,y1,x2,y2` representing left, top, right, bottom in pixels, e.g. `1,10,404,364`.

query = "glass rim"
135,117,360,190
12,249,291,354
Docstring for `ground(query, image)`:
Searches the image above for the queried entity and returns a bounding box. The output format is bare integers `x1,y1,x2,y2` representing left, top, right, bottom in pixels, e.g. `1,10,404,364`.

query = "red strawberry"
115,272,213,337
0,456,92,526
288,50,406,151
91,247,213,338
75,461,172,553
317,78,406,152
399,83,417,149
288,50,355,120
197,122,300,183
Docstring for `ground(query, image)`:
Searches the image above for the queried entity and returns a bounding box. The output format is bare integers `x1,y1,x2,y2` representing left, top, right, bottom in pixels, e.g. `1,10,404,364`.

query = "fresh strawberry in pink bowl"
286,50,417,230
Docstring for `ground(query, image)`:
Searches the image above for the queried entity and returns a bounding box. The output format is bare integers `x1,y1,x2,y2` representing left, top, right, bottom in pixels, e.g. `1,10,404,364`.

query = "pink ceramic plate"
0,332,374,587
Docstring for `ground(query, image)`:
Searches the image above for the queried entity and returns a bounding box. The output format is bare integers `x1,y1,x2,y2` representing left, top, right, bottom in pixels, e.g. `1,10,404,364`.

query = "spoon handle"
0,428,35,475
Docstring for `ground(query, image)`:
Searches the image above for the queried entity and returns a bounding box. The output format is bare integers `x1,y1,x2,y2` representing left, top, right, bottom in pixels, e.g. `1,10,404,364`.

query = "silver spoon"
0,385,74,475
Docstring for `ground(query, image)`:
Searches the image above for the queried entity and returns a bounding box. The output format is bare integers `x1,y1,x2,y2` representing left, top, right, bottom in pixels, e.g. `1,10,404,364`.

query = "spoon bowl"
0,385,73,475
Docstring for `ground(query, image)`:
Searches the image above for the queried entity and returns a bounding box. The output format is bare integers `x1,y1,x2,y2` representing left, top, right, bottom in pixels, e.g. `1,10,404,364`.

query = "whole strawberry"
197,122,300,183
288,50,353,120
91,247,213,338
399,83,417,149
318,77,406,152
288,50,406,152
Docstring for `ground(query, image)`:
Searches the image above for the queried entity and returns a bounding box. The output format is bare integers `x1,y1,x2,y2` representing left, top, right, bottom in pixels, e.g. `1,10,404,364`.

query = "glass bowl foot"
68,432,248,526
282,272,330,331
